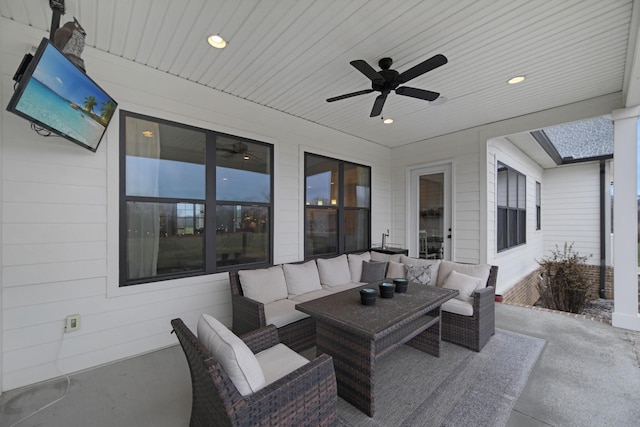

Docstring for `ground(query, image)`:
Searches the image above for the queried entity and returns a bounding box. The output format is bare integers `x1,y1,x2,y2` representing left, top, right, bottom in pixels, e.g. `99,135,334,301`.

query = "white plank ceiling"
0,0,636,148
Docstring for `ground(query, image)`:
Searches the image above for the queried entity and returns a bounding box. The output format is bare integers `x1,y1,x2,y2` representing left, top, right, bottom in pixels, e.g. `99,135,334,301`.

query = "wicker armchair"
440,265,498,352
229,270,316,352
171,318,338,427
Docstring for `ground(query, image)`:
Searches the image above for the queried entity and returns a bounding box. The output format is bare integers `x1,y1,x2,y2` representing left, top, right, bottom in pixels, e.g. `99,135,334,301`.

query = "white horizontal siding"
543,162,601,262
487,137,544,296
0,19,392,391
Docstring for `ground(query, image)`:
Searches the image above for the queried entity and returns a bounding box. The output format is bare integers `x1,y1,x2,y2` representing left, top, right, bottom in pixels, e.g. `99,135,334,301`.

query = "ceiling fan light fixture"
508,75,526,85
243,154,250,160
207,34,227,49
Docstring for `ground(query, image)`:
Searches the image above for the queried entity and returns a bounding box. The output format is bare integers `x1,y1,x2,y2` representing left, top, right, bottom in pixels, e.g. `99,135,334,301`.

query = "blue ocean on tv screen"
16,78,105,149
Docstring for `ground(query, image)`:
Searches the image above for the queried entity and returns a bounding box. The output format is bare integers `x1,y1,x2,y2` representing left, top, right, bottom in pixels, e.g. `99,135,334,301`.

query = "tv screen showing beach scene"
6,37,117,152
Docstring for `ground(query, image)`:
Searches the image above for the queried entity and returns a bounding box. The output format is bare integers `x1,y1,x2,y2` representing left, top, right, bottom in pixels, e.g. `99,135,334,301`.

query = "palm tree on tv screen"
100,100,116,124
84,95,97,114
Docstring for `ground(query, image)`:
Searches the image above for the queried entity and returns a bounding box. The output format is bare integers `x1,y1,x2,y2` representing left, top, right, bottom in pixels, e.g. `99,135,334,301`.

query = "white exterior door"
408,163,452,260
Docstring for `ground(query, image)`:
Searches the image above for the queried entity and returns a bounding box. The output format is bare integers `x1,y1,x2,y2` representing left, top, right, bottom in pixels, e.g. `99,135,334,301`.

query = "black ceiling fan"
327,54,448,117
216,141,263,163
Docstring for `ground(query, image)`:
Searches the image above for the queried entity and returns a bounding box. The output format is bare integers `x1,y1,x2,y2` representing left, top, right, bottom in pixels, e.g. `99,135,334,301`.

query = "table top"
296,282,458,339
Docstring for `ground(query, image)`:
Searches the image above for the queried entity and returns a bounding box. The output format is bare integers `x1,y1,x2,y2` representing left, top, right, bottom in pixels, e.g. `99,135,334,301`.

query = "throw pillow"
360,260,388,283
197,314,266,396
317,254,352,286
238,266,288,304
348,252,371,282
386,260,406,279
442,270,482,302
406,264,433,286
283,261,322,296
436,260,490,290
400,255,441,283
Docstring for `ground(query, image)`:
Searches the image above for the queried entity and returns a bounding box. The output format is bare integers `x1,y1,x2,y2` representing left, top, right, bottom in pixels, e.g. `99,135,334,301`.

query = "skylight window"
531,115,613,164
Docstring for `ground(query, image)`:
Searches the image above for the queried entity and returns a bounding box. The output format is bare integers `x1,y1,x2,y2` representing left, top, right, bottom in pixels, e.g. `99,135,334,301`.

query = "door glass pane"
305,208,338,256
306,155,339,206
125,117,206,199
127,201,204,280
216,205,269,266
216,137,271,202
419,173,444,259
344,163,370,208
344,209,369,252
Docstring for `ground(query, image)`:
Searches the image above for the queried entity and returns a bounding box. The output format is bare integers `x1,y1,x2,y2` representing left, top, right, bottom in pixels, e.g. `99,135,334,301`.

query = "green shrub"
536,243,593,314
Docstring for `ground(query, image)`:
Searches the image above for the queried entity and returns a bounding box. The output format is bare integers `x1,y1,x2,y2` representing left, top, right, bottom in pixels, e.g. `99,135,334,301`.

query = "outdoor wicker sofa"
229,251,498,353
171,317,338,427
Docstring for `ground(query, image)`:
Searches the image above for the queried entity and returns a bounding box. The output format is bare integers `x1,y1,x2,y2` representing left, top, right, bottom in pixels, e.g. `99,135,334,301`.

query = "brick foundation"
500,264,615,306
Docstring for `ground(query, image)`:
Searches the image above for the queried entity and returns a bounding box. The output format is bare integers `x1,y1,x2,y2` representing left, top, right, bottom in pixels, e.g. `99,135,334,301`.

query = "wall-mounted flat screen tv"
6,37,117,152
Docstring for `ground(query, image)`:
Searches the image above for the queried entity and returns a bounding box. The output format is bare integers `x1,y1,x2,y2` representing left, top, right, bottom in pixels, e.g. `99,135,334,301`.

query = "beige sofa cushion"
283,260,322,296
370,251,403,263
197,314,266,396
317,254,351,287
239,265,288,304
386,260,406,278
436,260,490,290
289,289,333,303
264,299,310,327
347,252,371,282
441,298,474,316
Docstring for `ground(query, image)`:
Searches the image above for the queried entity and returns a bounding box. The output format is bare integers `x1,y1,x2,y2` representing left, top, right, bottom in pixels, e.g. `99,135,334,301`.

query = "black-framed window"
497,162,526,251
304,153,371,258
120,111,273,286
536,181,541,230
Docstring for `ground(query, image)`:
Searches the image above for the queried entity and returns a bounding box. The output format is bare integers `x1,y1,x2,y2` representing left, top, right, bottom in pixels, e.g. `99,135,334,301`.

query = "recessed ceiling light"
508,75,526,85
207,34,227,49
383,118,394,124
142,130,154,137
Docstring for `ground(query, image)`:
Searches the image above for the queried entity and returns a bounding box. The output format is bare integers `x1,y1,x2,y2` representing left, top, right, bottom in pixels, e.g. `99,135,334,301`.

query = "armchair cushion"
197,314,266,396
317,254,351,287
360,260,388,282
239,265,288,304
406,264,433,286
442,270,481,302
283,260,322,296
255,343,310,385
348,252,371,282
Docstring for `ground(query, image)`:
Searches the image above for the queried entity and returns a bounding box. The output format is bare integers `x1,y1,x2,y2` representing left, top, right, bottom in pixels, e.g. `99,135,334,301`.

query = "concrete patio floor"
1,303,639,426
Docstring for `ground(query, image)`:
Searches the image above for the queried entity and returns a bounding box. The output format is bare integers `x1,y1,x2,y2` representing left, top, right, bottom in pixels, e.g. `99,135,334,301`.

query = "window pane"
508,169,517,207
216,205,269,266
216,137,271,202
305,208,338,256
497,167,507,207
517,174,526,208
497,208,507,251
508,209,518,247
125,117,206,199
344,163,371,208
127,201,204,280
344,209,369,251
306,155,339,206
518,210,527,244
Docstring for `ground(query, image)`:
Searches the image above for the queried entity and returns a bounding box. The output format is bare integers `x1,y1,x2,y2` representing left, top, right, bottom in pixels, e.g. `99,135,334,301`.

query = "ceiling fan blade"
350,60,384,83
395,86,440,101
370,92,388,117
327,89,375,102
397,54,448,84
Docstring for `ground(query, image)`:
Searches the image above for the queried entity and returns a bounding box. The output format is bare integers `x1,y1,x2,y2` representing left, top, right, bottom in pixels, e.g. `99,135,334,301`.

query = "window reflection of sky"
306,171,331,203
126,156,205,199
216,167,270,202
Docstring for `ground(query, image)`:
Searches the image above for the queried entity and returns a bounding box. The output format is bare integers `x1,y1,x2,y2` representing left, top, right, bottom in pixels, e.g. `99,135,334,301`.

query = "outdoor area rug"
336,328,545,427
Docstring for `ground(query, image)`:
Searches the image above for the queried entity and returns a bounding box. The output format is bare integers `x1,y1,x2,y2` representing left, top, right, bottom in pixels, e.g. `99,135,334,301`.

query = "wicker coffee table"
296,282,458,416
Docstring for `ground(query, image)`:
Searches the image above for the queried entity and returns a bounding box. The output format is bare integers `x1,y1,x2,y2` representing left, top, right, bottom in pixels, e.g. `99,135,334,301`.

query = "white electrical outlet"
65,314,81,332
